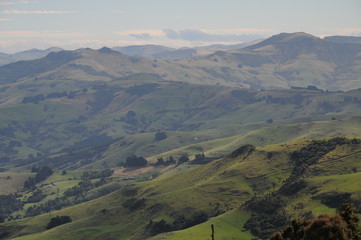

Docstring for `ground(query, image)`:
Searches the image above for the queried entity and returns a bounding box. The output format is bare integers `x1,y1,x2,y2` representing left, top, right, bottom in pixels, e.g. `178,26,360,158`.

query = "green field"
1,137,360,240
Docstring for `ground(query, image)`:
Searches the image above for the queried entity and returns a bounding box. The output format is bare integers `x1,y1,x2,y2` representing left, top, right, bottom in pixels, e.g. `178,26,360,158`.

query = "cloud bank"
123,28,269,44
2,10,74,14
162,28,265,43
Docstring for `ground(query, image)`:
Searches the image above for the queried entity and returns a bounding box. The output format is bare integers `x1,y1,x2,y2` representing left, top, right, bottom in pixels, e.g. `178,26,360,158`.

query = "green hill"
2,77,361,170
1,137,360,239
1,33,361,91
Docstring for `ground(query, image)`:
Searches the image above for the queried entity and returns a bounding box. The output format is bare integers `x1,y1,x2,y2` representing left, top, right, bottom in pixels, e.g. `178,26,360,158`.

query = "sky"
0,0,360,53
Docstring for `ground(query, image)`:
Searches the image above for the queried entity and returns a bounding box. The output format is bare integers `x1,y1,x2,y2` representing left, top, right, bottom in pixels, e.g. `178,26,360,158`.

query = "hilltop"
0,31,361,240
0,48,63,67
1,32,361,90
1,137,360,239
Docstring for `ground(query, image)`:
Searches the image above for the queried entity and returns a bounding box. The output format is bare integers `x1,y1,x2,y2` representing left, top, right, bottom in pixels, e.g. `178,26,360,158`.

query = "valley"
0,32,361,239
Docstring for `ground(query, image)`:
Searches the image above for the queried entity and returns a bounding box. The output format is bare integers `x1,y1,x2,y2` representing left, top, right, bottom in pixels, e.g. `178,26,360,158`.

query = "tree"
34,166,53,183
124,155,148,168
338,204,360,238
154,132,167,141
178,155,189,164
156,157,165,166
194,153,205,161
24,166,53,189
270,207,361,240
168,156,176,164
46,216,72,230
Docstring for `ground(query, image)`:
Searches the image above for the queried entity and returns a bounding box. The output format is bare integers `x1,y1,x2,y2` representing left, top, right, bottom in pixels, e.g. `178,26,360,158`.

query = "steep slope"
2,138,361,240
0,51,80,84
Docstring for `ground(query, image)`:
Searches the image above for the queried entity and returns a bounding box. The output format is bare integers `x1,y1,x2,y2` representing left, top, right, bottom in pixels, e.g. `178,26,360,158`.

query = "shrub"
124,155,148,168
46,216,72,230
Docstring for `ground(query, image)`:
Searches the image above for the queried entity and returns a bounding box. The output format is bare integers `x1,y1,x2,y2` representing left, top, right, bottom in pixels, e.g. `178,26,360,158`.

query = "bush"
122,198,146,212
46,216,72,230
270,205,361,240
124,155,148,168
154,132,167,141
177,155,189,164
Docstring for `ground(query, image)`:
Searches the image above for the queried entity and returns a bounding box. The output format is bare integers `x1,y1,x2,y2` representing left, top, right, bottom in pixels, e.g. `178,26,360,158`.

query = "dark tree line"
24,166,53,189
0,194,23,223
123,155,148,168
146,211,209,236
22,90,84,104
81,169,113,180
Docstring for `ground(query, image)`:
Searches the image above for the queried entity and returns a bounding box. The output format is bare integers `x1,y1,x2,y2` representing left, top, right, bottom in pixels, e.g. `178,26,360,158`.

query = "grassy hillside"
10,115,361,172
147,117,361,162
1,33,361,171
1,137,360,240
1,33,361,93
2,75,361,170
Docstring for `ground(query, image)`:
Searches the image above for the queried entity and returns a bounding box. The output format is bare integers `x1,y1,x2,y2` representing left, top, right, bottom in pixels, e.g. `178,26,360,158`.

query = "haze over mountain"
111,40,262,60
1,32,361,240
0,47,63,67
1,32,361,91
1,0,361,237
0,40,261,66
324,35,361,44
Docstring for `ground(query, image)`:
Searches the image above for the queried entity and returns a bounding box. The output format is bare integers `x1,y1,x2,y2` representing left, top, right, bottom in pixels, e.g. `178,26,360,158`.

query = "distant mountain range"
0,42,259,66
0,47,63,66
2,35,360,66
1,33,361,240
324,35,361,44
1,32,361,91
111,40,262,59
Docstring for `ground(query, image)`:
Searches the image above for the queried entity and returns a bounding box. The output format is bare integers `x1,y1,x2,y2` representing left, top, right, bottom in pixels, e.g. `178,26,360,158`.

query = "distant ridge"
324,35,361,44
0,47,63,66
1,32,361,90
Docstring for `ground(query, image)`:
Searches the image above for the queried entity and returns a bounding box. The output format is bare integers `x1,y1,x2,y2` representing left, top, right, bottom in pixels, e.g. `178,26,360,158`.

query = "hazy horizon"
1,0,360,53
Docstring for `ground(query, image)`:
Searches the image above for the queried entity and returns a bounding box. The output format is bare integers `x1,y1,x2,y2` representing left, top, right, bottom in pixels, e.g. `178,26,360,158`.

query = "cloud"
0,18,11,21
129,33,152,40
2,10,74,14
337,28,361,36
163,28,266,43
1,30,84,38
18,0,39,3
163,29,179,39
0,1,14,5
116,29,164,37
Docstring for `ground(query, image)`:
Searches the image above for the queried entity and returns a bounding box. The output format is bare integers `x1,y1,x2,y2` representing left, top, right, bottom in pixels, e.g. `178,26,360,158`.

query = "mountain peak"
98,47,121,55
246,32,320,50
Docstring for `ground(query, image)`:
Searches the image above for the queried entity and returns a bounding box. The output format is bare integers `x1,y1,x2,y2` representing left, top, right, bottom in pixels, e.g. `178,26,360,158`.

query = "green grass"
2,138,361,240
149,211,254,240
148,118,361,164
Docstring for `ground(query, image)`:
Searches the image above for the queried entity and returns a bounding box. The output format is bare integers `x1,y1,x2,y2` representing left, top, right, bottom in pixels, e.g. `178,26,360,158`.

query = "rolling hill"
1,77,361,170
1,32,361,240
111,41,262,60
1,137,360,239
0,48,63,67
1,32,361,91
